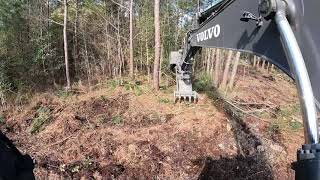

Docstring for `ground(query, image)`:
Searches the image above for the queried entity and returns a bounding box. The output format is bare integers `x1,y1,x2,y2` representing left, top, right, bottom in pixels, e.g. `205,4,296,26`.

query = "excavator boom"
170,0,320,179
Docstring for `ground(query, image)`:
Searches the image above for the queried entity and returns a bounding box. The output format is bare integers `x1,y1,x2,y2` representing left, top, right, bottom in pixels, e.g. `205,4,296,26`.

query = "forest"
0,0,305,179
0,0,209,100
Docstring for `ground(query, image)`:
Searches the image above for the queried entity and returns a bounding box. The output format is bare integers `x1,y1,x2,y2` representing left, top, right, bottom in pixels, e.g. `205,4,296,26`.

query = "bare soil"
224,67,304,179
0,69,303,180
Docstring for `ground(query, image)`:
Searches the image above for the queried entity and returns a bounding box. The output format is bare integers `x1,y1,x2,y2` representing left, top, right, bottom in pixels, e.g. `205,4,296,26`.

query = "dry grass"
1,82,238,179
0,71,305,179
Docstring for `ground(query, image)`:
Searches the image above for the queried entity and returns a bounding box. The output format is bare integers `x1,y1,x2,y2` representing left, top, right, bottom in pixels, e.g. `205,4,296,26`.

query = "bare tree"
220,50,233,89
228,51,241,89
129,0,134,77
255,56,261,68
206,49,211,73
253,55,257,67
210,49,216,74
146,29,151,82
214,48,221,86
73,0,80,68
63,0,71,89
261,59,266,71
153,0,161,90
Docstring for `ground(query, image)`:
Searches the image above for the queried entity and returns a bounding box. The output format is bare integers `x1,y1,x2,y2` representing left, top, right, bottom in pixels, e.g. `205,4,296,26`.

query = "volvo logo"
196,24,221,43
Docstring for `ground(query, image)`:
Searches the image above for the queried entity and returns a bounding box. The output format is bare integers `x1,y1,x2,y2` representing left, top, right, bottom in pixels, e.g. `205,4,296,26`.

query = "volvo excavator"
170,0,320,179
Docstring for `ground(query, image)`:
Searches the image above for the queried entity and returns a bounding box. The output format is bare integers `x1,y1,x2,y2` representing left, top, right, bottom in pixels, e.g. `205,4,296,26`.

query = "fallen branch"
233,101,274,108
224,99,270,123
244,106,278,114
46,135,75,148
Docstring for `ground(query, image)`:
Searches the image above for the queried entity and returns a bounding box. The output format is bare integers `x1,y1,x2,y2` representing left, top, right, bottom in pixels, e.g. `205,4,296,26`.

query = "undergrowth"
112,115,123,125
0,81,11,106
268,104,303,134
0,115,5,124
107,79,146,96
56,89,74,99
158,97,171,104
107,79,122,91
30,106,52,134
193,73,212,92
124,82,143,96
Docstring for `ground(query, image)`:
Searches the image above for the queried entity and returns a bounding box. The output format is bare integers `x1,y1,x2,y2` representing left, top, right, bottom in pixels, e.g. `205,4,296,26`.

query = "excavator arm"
170,0,320,179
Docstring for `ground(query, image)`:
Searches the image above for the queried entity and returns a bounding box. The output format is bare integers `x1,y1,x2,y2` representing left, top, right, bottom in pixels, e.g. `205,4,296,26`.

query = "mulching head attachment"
170,51,198,103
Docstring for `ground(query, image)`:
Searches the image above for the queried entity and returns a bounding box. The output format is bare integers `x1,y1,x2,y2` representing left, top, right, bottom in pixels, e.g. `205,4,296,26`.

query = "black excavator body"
170,0,320,179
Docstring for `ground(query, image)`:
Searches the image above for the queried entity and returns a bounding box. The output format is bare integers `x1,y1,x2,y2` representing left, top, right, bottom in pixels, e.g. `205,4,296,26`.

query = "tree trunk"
262,59,266,70
146,39,150,82
255,56,260,68
220,50,233,89
73,0,79,76
228,51,241,89
63,0,71,89
160,43,164,84
210,49,216,75
214,48,221,86
206,49,211,73
129,0,134,78
153,0,161,90
117,7,122,78
83,33,91,88
146,29,150,82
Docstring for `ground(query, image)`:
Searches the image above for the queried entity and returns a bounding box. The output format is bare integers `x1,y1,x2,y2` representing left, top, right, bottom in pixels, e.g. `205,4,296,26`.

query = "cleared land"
0,68,303,179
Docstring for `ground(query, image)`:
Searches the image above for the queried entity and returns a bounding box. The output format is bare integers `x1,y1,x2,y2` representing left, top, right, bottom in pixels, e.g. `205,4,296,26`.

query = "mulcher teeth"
174,92,198,103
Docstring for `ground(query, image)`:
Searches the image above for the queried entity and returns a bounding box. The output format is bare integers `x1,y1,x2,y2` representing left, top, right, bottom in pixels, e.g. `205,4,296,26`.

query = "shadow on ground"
196,86,273,180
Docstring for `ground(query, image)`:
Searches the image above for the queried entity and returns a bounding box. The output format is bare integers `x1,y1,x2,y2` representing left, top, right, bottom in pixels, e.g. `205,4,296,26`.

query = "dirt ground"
223,67,304,179
0,68,304,179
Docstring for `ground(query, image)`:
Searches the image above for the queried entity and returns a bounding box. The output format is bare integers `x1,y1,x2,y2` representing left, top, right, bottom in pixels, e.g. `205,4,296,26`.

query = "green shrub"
0,115,5,124
267,104,303,135
158,97,171,104
123,81,144,96
112,115,123,125
56,89,74,99
268,122,280,136
289,120,303,131
0,81,11,105
107,79,121,90
194,73,212,92
30,106,52,134
134,85,143,96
